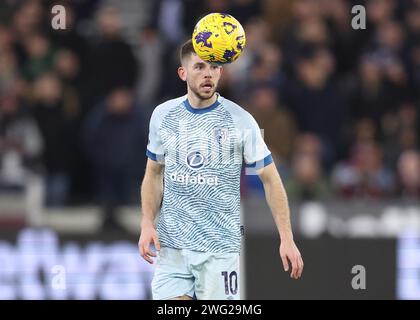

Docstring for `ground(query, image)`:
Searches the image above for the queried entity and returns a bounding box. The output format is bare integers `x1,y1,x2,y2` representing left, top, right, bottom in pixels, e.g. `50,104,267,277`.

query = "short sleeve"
243,114,272,169
146,109,165,163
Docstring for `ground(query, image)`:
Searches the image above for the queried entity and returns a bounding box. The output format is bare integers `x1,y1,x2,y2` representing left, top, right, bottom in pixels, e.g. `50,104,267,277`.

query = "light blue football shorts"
151,247,240,300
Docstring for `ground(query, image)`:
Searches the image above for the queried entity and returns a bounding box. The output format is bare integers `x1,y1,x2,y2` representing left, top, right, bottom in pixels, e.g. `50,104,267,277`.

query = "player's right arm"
138,102,167,263
139,100,174,263
138,158,163,264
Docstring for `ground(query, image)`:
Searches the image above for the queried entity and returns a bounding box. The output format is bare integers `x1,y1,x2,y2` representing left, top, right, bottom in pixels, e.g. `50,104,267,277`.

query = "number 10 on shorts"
221,271,238,296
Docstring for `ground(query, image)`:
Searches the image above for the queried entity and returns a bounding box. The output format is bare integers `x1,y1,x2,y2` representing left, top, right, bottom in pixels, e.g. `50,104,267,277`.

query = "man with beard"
138,40,303,300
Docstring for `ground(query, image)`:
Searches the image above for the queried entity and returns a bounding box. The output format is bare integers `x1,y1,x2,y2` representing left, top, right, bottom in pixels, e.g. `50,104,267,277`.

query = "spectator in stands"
353,15,410,120
286,153,331,202
246,85,296,164
0,93,43,189
294,133,323,160
84,5,138,110
332,141,395,199
31,72,78,206
53,50,81,114
332,116,394,199
324,0,362,76
12,0,44,39
285,133,331,201
397,149,420,200
82,87,147,229
0,26,19,94
242,85,296,194
405,4,420,98
366,0,397,27
136,27,163,112
231,0,262,26
248,43,284,94
50,3,87,60
284,45,348,168
383,102,419,169
21,33,56,82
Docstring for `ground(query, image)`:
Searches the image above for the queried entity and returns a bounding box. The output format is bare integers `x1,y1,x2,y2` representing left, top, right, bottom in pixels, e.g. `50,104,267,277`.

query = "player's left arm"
258,163,304,279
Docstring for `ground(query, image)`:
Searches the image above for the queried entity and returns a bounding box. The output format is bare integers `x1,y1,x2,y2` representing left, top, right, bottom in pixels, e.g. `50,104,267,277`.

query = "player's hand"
279,239,303,279
138,223,161,264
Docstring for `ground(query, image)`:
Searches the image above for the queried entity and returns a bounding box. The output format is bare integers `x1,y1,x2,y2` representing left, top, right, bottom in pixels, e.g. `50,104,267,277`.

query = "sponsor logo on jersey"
186,150,206,170
169,171,219,186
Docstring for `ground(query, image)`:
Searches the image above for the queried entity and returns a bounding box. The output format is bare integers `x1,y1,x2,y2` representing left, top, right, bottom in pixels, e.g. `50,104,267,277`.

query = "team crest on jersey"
214,127,228,145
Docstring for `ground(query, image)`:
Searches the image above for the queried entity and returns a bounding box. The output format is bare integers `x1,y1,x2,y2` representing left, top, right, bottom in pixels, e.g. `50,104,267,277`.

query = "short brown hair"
179,39,196,65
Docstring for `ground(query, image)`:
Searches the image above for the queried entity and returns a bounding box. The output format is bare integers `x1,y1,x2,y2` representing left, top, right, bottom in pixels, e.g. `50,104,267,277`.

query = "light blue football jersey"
146,94,272,253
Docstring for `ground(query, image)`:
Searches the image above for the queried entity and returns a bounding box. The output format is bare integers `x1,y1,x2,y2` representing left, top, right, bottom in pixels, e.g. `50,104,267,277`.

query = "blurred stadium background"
0,0,419,300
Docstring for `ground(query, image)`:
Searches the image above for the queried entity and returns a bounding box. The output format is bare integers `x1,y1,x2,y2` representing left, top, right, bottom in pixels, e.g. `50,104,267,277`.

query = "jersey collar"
183,94,222,114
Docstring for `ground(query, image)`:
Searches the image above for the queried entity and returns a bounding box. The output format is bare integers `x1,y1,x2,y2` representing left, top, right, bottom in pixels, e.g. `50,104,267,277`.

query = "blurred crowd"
0,0,419,217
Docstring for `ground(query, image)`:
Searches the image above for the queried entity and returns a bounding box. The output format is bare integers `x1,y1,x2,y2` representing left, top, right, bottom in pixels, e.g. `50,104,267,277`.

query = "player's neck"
187,92,218,109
